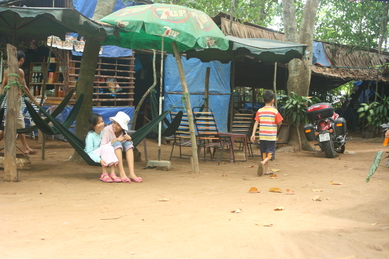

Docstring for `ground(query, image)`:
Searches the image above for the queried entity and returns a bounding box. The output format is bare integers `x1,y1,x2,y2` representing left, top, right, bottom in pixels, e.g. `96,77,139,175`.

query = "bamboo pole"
273,62,277,107
172,42,200,173
4,44,18,181
204,67,210,112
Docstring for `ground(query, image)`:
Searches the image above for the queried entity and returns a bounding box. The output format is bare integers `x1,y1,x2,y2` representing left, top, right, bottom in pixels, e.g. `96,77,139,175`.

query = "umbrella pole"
158,37,164,161
172,42,200,173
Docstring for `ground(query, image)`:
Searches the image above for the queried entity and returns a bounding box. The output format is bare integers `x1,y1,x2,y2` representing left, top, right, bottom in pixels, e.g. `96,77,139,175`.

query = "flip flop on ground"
109,174,122,183
130,177,143,183
100,173,113,183
121,177,132,183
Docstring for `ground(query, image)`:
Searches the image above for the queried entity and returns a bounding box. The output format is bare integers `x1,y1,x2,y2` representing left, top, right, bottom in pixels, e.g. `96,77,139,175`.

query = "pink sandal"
121,177,132,183
130,177,143,183
109,174,122,183
100,173,113,183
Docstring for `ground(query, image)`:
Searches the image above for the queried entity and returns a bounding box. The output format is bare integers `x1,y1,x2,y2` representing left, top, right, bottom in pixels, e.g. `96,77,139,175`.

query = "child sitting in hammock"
84,113,119,183
101,111,142,183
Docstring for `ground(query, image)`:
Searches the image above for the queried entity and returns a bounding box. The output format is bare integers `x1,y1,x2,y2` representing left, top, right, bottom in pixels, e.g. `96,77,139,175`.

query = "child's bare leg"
257,153,266,176
101,166,108,176
109,165,115,175
262,153,273,175
114,148,128,179
125,148,137,179
261,156,271,165
20,133,37,154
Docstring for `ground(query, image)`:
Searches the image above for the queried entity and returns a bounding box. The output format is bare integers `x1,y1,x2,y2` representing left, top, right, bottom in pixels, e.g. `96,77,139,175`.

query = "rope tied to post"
3,73,23,92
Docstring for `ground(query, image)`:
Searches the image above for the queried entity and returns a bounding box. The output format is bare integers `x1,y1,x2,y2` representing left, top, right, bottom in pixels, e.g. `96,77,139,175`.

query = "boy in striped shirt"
250,90,283,176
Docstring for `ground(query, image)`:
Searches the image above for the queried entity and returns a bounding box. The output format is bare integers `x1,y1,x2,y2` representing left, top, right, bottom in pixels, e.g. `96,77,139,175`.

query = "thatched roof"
214,13,389,89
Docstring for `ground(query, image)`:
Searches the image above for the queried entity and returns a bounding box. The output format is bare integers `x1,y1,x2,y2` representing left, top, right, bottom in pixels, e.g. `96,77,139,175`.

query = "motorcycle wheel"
335,144,345,153
322,139,336,158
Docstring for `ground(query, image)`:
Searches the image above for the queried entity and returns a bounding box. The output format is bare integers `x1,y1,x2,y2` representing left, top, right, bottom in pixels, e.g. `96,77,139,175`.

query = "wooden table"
219,132,249,163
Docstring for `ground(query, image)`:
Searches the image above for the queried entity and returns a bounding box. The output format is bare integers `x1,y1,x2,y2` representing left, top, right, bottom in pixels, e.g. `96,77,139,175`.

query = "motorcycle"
303,102,348,158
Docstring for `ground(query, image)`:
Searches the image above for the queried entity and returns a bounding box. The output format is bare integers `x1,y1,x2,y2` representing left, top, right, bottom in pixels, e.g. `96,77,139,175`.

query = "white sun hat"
109,111,130,131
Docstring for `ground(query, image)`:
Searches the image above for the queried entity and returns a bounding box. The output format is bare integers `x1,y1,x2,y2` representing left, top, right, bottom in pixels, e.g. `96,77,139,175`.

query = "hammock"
28,103,172,166
24,93,84,136
149,89,183,137
0,89,76,134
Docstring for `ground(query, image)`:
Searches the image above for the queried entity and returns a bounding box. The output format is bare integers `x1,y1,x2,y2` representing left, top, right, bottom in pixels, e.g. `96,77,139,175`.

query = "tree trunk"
282,0,320,151
93,0,116,20
68,1,117,162
4,45,18,181
378,1,389,53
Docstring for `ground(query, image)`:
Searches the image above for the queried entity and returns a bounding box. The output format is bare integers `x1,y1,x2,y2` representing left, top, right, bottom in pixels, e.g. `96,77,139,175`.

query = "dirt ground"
1,132,389,259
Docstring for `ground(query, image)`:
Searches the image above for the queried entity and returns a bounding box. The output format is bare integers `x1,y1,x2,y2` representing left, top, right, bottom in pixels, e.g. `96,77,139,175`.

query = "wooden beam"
4,44,18,181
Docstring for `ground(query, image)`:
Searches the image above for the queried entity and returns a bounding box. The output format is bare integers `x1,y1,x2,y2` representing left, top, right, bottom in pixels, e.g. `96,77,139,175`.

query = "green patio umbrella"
100,4,229,173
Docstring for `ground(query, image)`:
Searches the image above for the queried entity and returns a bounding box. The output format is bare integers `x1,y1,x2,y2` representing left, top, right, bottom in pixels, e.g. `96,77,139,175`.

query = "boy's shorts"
259,140,276,161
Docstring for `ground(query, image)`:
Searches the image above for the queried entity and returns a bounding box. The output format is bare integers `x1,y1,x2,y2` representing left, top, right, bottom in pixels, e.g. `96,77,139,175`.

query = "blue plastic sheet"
312,41,331,66
45,106,134,128
72,0,134,58
164,54,231,132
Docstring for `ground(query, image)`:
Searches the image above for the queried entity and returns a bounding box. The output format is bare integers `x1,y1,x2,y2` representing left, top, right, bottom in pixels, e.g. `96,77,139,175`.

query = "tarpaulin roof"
186,35,307,64
0,6,117,40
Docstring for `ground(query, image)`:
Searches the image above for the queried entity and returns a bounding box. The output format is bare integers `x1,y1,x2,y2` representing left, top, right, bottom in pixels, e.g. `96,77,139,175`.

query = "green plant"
357,93,389,134
278,92,313,126
278,92,313,149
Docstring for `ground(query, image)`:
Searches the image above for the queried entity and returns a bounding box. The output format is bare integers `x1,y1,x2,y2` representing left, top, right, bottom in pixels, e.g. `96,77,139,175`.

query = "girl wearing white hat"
84,113,119,183
101,111,142,183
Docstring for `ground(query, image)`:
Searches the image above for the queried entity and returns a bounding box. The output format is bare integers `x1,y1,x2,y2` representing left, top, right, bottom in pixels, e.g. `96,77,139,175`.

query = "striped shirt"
254,106,283,141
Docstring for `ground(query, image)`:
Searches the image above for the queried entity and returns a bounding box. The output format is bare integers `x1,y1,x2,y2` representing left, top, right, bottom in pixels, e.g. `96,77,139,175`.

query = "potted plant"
357,93,389,138
278,92,313,149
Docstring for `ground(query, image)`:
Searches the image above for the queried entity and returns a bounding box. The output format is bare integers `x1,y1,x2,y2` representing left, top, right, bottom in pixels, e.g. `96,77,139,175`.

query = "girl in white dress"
84,113,120,183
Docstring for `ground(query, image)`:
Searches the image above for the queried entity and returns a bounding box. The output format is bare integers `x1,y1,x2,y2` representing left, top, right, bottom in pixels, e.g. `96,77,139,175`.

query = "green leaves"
278,92,312,126
358,93,389,131
366,151,383,183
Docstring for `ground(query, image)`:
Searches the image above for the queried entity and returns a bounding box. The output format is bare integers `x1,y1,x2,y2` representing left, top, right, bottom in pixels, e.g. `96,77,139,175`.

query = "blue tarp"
164,54,231,132
313,41,331,66
42,106,134,135
72,0,134,58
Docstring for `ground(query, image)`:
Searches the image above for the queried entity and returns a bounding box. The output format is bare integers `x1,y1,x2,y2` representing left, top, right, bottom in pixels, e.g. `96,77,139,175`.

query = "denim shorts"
112,140,134,152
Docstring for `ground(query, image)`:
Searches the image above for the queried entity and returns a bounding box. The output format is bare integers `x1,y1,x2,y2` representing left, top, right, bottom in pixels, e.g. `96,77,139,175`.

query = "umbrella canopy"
185,36,307,63
0,6,117,40
99,4,230,174
99,3,229,53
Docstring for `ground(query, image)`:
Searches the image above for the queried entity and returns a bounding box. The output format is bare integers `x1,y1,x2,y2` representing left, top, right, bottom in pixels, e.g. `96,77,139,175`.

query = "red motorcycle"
304,102,348,158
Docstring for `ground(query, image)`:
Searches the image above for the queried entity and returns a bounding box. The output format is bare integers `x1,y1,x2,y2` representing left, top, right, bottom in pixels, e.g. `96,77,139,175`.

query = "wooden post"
4,44,18,181
204,67,210,112
172,41,200,173
229,57,235,131
273,62,277,107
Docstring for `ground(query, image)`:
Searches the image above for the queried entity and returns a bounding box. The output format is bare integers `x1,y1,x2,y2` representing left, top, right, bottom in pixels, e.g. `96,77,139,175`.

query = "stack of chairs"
193,106,231,165
230,110,255,158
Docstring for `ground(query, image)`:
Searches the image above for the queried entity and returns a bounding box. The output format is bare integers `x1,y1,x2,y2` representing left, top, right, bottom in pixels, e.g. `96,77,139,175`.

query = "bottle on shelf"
58,86,64,97
35,85,40,96
31,73,36,83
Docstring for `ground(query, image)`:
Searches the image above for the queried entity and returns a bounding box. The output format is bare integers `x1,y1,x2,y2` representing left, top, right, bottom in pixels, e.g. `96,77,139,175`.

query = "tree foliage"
154,0,280,26
315,0,388,50
154,0,388,52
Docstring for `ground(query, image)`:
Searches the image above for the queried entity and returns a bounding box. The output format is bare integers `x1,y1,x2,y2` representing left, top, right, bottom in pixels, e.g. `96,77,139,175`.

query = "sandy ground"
1,132,389,259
